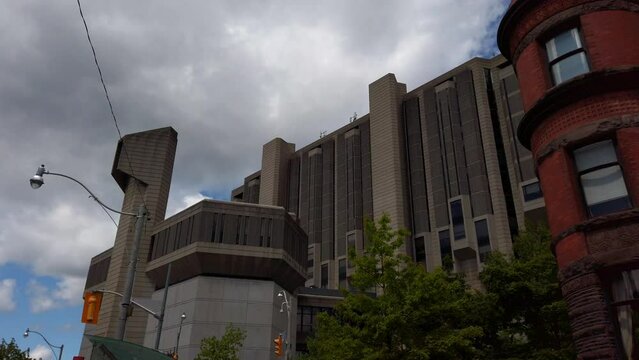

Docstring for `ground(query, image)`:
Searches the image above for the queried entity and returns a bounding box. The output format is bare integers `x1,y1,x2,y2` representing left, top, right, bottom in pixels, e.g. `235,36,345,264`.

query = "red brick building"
498,0,639,358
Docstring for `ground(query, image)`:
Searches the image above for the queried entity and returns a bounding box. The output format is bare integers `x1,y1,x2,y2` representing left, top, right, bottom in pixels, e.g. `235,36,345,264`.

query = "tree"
479,222,575,359
305,214,486,359
0,338,32,360
194,324,246,360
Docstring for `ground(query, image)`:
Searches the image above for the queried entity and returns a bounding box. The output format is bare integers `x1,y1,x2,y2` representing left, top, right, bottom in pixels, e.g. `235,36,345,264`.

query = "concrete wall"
144,276,295,360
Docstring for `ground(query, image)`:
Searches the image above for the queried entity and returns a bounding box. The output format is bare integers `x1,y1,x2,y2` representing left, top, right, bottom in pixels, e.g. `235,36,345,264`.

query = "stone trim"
517,66,639,149
551,208,639,249
535,114,639,167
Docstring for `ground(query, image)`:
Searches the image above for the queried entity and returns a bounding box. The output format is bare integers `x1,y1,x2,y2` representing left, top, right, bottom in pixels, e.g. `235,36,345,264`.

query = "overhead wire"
75,0,149,212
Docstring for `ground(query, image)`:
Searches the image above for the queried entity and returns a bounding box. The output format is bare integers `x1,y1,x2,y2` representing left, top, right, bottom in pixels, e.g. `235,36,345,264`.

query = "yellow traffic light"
273,334,283,357
81,291,103,324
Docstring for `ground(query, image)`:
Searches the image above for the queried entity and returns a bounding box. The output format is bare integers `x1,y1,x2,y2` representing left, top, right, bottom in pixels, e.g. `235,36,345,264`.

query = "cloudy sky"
0,0,507,357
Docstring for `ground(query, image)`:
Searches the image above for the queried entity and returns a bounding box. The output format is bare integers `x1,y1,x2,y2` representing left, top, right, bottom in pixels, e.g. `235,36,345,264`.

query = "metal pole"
58,344,63,360
176,314,185,357
284,293,291,360
154,262,172,349
117,204,147,340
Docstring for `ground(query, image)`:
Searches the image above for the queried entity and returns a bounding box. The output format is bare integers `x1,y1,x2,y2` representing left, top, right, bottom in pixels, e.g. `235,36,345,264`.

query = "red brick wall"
617,127,639,205
581,11,639,70
515,43,550,111
530,90,639,155
538,149,586,236
506,0,605,58
555,233,588,269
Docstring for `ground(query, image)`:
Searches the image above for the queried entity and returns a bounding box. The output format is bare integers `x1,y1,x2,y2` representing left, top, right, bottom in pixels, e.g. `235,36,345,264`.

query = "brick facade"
499,0,639,358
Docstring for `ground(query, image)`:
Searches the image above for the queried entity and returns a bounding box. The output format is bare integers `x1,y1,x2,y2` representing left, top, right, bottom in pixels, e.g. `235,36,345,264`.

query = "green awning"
86,335,172,360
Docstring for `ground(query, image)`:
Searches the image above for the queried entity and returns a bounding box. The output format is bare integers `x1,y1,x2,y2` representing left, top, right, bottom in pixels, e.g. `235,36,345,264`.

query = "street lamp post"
29,164,147,341
278,290,291,359
23,328,63,360
175,312,186,358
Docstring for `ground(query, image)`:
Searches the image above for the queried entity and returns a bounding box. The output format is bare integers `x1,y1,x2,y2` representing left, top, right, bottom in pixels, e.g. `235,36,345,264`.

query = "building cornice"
517,66,639,149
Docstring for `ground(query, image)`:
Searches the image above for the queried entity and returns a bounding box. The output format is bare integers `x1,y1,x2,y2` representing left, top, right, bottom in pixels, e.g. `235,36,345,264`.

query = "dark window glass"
475,220,491,263
450,200,465,240
523,182,543,202
414,236,426,264
339,259,347,289
235,216,241,244
219,214,225,243
347,234,356,268
321,264,328,288
439,230,451,265
574,140,631,217
297,306,333,334
608,269,639,358
546,28,590,85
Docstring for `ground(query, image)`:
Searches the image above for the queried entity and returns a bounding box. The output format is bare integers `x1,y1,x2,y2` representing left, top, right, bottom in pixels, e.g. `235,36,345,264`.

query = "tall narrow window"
475,220,491,263
439,230,452,267
450,200,465,240
574,140,631,217
546,28,589,85
338,259,347,289
347,233,356,269
321,264,328,288
414,236,426,264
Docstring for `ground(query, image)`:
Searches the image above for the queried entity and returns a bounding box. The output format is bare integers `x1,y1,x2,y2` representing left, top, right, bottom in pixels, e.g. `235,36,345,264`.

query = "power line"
75,0,148,211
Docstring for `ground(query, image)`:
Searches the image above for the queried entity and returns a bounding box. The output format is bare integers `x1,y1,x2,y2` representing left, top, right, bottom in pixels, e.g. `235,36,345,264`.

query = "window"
475,220,491,263
574,140,631,217
439,230,452,266
414,236,426,264
450,200,465,240
608,270,639,358
338,259,347,289
321,264,328,288
523,181,543,202
347,233,356,269
297,306,333,334
545,28,589,85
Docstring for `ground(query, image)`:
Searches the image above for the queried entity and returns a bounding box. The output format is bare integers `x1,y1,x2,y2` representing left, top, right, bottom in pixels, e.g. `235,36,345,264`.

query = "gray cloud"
0,0,507,308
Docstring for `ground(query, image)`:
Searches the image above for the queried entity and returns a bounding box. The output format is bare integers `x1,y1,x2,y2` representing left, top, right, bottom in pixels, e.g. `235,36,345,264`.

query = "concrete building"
80,54,544,359
499,0,639,358
232,55,543,291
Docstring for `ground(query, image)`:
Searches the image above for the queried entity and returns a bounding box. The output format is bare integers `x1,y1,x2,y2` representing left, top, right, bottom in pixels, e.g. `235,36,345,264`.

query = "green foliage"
479,222,575,359
0,338,32,360
306,214,486,359
194,324,246,360
304,217,574,360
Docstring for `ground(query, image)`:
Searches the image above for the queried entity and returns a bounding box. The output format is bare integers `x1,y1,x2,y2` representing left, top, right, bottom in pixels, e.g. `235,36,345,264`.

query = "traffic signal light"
273,334,283,357
81,291,103,324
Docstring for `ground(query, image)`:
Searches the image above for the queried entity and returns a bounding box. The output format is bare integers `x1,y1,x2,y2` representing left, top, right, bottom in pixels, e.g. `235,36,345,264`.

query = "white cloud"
0,278,17,311
29,344,55,360
27,277,85,313
0,0,507,318
167,193,210,217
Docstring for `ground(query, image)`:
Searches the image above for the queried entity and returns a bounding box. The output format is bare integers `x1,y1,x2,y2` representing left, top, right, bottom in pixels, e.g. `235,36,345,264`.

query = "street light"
278,290,291,359
175,312,186,358
23,328,63,360
29,164,148,340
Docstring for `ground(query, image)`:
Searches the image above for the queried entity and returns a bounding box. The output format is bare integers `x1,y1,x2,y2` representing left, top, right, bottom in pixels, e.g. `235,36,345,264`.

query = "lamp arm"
27,329,62,358
97,289,161,319
45,171,137,217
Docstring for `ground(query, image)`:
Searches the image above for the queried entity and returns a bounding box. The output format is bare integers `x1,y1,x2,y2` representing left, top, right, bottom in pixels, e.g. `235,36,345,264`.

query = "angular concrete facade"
80,55,545,359
233,55,543,293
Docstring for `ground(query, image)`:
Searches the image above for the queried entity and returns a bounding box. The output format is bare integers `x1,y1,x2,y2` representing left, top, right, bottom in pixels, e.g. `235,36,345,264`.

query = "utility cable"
75,0,148,210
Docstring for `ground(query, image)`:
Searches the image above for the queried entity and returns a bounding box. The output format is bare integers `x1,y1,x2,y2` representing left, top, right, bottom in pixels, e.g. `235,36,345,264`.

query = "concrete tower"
80,127,178,357
499,1,639,358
